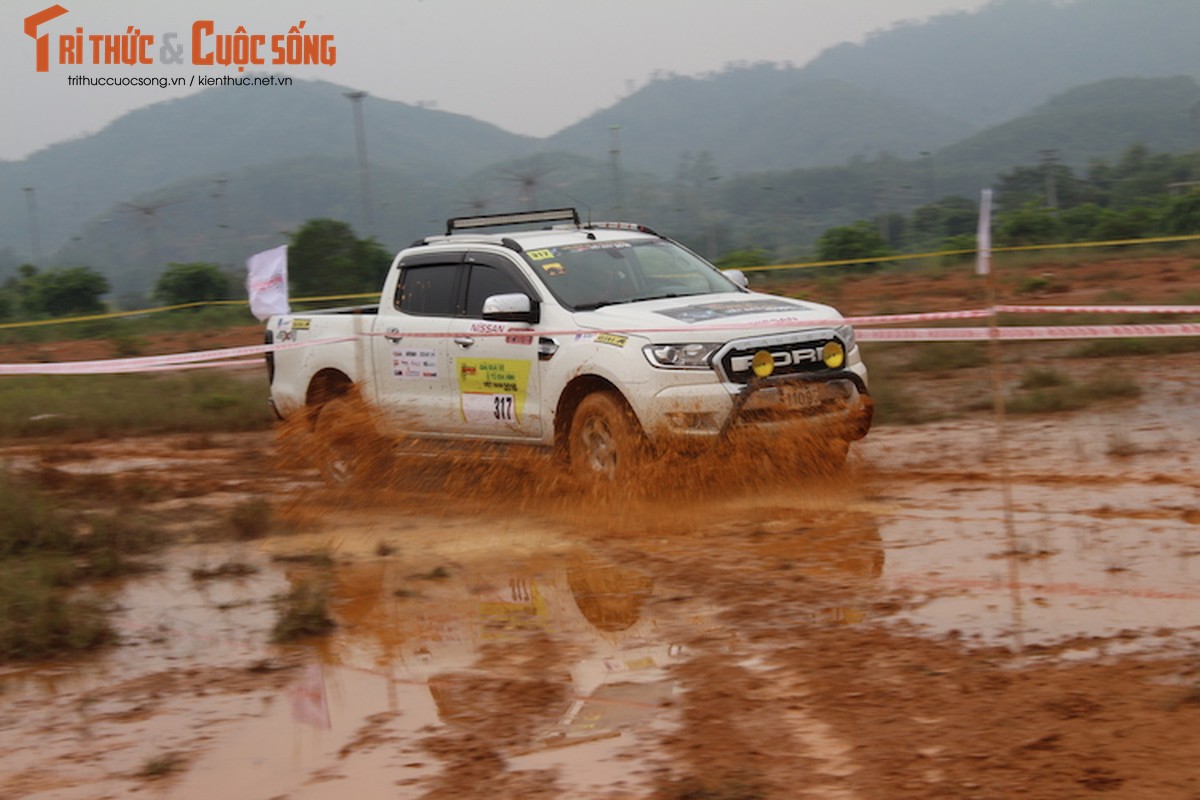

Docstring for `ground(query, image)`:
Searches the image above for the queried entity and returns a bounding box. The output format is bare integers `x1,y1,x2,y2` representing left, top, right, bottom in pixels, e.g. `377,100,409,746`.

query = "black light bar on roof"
446,207,579,235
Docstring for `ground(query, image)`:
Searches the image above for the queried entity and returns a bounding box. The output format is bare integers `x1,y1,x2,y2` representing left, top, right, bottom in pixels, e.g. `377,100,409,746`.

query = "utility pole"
344,91,375,237
1040,149,1059,210
23,186,43,268
212,176,230,266
608,125,623,216
920,150,936,204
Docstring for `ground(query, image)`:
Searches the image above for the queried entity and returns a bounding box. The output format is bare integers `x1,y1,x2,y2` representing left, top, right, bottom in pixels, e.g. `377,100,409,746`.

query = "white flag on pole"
976,188,993,276
246,244,289,321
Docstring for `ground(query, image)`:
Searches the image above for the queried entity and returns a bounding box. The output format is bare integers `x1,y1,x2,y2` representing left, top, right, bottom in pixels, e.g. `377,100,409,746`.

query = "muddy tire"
567,391,643,482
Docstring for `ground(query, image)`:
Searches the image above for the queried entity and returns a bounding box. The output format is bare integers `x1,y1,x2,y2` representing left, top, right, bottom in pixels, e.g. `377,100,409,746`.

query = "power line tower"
608,125,623,216
1040,149,1060,210
121,198,183,273
22,186,43,268
344,91,375,237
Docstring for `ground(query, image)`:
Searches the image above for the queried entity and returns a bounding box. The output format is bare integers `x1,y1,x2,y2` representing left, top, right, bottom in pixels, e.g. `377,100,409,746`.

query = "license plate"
778,383,821,408
744,383,822,412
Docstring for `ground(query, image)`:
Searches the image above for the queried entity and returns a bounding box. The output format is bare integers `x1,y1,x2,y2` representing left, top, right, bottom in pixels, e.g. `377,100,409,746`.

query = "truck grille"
715,330,839,384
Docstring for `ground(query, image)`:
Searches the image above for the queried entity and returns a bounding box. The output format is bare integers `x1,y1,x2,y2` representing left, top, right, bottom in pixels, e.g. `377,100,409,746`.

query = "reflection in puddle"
878,479,1200,652
0,534,704,799
3,457,1193,797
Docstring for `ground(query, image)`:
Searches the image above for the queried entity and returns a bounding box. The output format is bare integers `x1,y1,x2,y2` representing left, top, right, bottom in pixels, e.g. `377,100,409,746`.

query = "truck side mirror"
482,293,540,324
722,269,749,289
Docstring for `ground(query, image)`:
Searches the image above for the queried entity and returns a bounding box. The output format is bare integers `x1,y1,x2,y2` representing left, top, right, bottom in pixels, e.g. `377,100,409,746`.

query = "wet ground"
1,354,1199,798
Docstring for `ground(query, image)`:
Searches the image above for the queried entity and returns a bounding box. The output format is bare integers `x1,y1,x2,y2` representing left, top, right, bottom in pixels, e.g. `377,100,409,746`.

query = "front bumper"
726,371,872,440
642,370,872,442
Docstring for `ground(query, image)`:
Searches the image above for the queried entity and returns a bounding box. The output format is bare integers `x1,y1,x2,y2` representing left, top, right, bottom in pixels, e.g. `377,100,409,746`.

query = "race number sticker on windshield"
456,358,531,426
526,249,555,261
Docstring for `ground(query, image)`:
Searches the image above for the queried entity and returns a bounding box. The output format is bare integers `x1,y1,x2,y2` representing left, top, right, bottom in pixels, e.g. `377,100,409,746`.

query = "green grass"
0,306,255,347
0,470,167,661
0,562,116,660
903,342,989,372
0,371,272,439
1008,374,1141,415
1067,337,1200,359
228,498,274,540
271,580,335,643
1018,366,1071,390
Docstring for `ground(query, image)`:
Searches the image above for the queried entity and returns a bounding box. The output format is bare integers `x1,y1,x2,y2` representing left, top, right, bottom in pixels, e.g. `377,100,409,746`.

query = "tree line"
2,144,1198,322
810,144,1200,263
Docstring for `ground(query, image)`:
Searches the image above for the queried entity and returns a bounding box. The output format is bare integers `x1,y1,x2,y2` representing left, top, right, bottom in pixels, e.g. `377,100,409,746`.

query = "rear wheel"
310,393,380,485
567,391,643,481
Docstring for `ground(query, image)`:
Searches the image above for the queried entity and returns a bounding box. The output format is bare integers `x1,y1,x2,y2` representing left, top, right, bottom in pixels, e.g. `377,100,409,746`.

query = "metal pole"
609,125,623,216
23,186,43,268
1040,149,1059,210
979,188,1024,654
344,91,375,238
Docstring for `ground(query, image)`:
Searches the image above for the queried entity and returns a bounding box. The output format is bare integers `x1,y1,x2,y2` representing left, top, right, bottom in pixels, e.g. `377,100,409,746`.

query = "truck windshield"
521,239,740,311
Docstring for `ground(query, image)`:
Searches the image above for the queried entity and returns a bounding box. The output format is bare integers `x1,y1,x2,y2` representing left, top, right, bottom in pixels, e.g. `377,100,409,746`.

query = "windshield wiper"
631,292,689,303
573,300,623,311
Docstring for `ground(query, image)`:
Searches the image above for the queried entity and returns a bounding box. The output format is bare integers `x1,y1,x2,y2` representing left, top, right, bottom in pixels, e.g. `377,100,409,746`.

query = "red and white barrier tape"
2,306,1197,375
997,304,1200,315
0,336,353,375
858,323,1200,342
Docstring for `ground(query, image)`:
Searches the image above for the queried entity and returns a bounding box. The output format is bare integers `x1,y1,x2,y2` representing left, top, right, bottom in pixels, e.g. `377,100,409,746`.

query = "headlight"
643,343,720,369
835,324,857,352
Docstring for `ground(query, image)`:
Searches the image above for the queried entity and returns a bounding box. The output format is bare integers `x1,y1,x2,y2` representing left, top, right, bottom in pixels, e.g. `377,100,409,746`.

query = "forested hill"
803,0,1200,127
934,77,1200,178
545,67,976,174
6,0,1200,290
0,79,536,268
552,0,1200,178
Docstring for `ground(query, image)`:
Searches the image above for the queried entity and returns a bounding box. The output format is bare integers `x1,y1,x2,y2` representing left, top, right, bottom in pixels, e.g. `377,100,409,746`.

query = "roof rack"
445,207,579,235
585,220,662,237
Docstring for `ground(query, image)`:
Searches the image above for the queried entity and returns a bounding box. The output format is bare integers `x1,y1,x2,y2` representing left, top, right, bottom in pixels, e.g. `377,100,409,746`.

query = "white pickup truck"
265,208,871,480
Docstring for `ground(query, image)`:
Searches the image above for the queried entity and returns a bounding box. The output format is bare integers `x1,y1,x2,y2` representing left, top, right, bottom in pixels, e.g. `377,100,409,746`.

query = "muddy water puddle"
875,478,1200,652
2,402,1199,796
0,522,707,798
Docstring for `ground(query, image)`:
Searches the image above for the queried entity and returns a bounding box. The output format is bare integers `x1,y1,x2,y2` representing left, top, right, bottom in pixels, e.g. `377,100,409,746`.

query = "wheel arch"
554,375,640,453
306,368,354,407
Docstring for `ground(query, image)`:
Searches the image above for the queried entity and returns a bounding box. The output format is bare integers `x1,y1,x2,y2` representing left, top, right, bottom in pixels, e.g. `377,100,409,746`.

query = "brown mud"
0,252,1199,798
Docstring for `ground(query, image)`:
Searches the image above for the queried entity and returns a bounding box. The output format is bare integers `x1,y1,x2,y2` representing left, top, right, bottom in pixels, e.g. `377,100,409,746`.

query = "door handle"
384,328,403,343
453,336,476,348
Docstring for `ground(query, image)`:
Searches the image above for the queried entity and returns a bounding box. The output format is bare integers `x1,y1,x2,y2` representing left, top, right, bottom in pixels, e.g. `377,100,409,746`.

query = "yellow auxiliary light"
822,341,845,369
751,350,775,378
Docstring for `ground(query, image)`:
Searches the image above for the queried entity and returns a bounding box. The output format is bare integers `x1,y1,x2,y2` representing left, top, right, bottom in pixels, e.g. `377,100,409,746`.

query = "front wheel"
567,391,643,481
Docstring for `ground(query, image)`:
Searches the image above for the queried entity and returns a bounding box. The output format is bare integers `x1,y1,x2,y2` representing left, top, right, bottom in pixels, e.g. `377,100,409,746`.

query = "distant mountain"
6,0,1200,293
546,66,975,174
53,155,456,296
932,76,1200,185
0,78,536,270
804,0,1200,128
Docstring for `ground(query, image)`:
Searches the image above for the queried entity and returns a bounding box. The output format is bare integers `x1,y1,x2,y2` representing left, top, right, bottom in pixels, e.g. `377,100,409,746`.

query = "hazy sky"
3,0,992,161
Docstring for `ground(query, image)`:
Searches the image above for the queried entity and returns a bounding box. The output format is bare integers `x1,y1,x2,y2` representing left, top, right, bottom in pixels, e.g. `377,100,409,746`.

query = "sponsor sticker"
393,348,438,379
657,299,803,324
595,333,628,348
